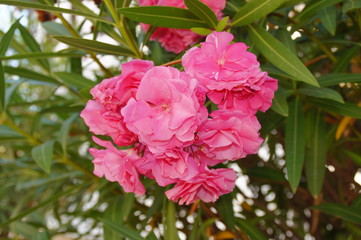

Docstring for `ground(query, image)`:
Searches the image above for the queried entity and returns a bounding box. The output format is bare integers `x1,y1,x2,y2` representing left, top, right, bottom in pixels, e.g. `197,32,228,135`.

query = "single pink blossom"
89,137,145,196
121,66,207,151
138,0,226,53
182,31,277,113
196,110,263,166
166,168,236,205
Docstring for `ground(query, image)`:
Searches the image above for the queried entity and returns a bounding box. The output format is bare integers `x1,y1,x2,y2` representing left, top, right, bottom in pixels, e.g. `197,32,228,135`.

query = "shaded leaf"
100,218,143,240
118,6,208,29
343,149,361,167
185,0,218,28
0,62,4,113
319,6,337,36
271,88,289,116
298,86,344,103
41,22,71,36
247,167,286,182
54,72,94,89
31,140,55,174
342,0,361,13
164,200,180,240
236,218,268,240
285,98,305,192
0,52,85,60
312,203,361,224
58,114,78,155
0,19,20,56
318,73,361,87
217,194,236,230
333,46,360,73
248,24,319,86
309,98,361,119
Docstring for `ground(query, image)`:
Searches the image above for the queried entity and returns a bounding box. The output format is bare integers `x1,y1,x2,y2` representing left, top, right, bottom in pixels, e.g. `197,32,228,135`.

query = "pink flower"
165,168,236,205
80,100,137,146
182,31,277,113
152,149,199,186
121,66,207,151
196,110,263,166
138,0,226,53
89,137,145,196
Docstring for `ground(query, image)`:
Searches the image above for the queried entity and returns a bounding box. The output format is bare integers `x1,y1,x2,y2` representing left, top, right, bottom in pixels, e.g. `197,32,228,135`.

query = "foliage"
0,0,361,239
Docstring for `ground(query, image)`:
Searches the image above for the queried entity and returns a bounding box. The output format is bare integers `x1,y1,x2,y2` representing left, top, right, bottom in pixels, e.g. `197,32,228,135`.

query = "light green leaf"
298,86,344,103
100,218,143,240
248,24,319,86
285,98,305,192
271,88,289,117
191,27,213,35
54,72,94,89
31,140,55,174
232,0,288,26
31,231,49,240
305,110,327,197
0,52,84,60
0,19,20,56
319,6,337,36
318,73,361,87
164,200,180,240
58,114,78,155
118,6,208,29
309,99,361,119
145,232,158,240
52,36,134,57
185,0,218,29
342,0,361,13
236,218,268,240
41,22,71,36
216,16,229,32
0,125,23,140
312,203,361,224
4,66,58,84
0,0,114,25
0,62,4,113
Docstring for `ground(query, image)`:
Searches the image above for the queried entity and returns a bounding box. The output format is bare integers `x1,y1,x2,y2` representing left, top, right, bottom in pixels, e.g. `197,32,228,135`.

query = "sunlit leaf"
185,0,218,28
54,72,94,89
41,22,71,36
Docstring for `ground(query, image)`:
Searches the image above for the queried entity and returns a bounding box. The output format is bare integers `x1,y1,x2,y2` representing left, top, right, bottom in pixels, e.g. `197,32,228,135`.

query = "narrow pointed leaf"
0,52,84,60
285,98,305,192
100,218,143,240
319,6,337,36
216,16,229,31
232,0,288,26
4,66,58,84
0,0,113,25
271,88,289,116
298,86,344,103
185,0,218,28
58,114,78,155
31,140,55,174
343,0,361,13
236,219,268,240
217,194,236,230
246,167,286,181
118,6,208,29
248,24,319,86
343,150,361,167
42,22,71,36
312,203,361,224
54,72,94,89
305,110,327,197
164,200,180,240
0,62,4,113
309,98,361,119
52,36,134,56
0,19,20,56
318,73,361,87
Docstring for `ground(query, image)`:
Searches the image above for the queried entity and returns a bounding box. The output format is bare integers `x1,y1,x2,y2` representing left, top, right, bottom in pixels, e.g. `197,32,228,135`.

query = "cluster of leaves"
0,0,361,239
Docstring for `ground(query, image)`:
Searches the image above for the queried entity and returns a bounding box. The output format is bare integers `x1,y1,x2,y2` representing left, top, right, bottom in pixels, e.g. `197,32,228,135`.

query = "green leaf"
164,200,180,240
342,0,361,13
0,19,20,56
318,73,361,87
54,72,94,89
309,98,361,119
0,125,23,140
0,52,85,60
145,232,158,240
185,0,218,29
191,27,213,35
100,218,143,240
246,167,286,181
236,218,268,240
248,24,319,86
0,0,114,25
271,88,289,117
285,98,305,192
276,28,296,54
4,66,58,84
31,140,55,174
52,36,134,57
351,194,361,209
231,0,287,26
217,194,236,230
31,231,49,240
216,16,229,32
312,203,361,225
319,6,337,36
293,0,344,31
41,22,71,36
298,86,344,103
343,149,361,167
305,110,327,197
0,62,4,113
58,114,78,155
118,6,208,29
333,46,360,73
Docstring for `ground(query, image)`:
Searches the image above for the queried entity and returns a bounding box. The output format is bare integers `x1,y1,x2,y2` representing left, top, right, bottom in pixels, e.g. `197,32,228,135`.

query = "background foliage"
0,0,361,239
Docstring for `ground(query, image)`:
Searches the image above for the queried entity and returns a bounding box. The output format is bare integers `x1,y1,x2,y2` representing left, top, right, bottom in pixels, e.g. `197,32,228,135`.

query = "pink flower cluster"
138,0,226,54
81,32,277,205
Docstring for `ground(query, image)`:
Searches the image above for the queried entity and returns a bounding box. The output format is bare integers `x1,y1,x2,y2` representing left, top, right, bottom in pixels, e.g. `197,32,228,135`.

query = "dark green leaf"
232,0,287,26
217,194,236,230
333,46,360,73
41,22,71,36
185,0,218,28
4,66,58,84
100,218,143,240
145,232,158,240
319,6,337,36
312,203,361,224
52,36,134,57
0,19,19,56
342,0,361,13
271,88,289,116
0,62,4,113
236,218,268,240
0,52,85,60
0,0,114,25
58,114,78,155
351,194,361,209
54,72,94,89
343,149,361,167
248,24,319,86
31,140,55,174
298,86,344,103
305,110,327,197
285,98,305,192
309,98,361,119
164,200,180,240
118,6,208,29
246,167,286,181
318,73,361,87
276,29,296,54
